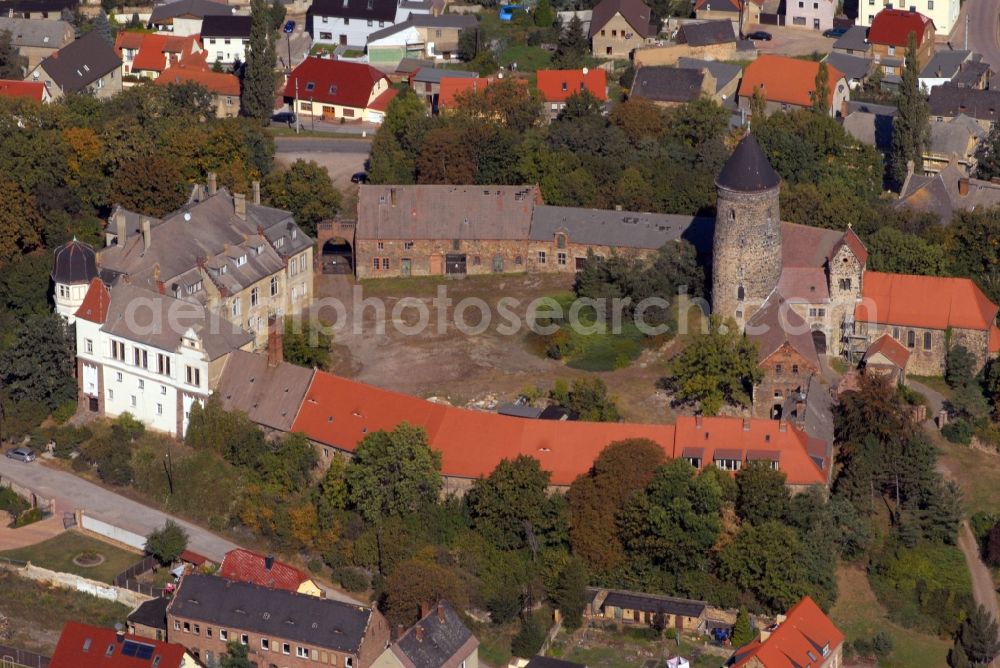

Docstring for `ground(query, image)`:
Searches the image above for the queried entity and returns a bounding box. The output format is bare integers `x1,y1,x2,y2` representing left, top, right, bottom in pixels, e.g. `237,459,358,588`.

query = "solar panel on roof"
122,640,157,660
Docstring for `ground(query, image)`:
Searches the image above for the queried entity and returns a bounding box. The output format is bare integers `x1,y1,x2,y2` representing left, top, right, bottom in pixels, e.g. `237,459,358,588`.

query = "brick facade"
754,343,817,419
355,238,530,279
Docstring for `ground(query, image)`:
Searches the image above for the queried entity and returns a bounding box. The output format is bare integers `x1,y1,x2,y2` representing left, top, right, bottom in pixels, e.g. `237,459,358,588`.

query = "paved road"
963,0,1000,71
274,136,372,154
0,457,240,562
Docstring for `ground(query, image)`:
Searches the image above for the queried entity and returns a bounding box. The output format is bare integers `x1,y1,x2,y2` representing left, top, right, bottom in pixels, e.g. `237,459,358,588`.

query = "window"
928,0,933,7
377,241,384,250
220,630,228,641
888,45,895,55
557,252,567,265
282,643,290,655
452,238,461,251
173,621,180,631
514,256,523,265
792,364,799,374
232,299,241,317
108,388,114,400
839,278,852,290
537,251,547,264
472,255,481,266
382,258,389,270
137,379,144,390
907,330,915,348
297,647,309,658
737,285,745,301
251,287,259,307
157,403,163,415
556,234,566,249
775,364,783,376
261,639,269,651
404,241,414,250
270,276,279,296
343,108,354,117
116,371,123,383
892,326,900,340
112,340,126,361
193,625,199,635
923,331,932,350
373,258,380,271
346,658,354,668
160,384,167,395
186,366,201,387
601,29,606,36
715,458,742,471
305,81,315,91
611,29,617,36
85,338,93,354
183,623,190,633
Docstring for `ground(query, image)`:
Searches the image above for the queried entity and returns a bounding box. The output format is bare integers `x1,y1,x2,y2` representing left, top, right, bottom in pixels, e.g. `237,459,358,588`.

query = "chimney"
959,177,970,196
267,316,284,367
778,419,787,433
252,180,261,205
390,188,397,207
114,623,125,643
115,212,126,246
419,601,431,618
141,218,151,252
207,172,217,195
437,602,445,624
396,624,404,639
695,415,703,429
265,554,274,571
234,193,246,220
742,417,750,432
415,625,424,643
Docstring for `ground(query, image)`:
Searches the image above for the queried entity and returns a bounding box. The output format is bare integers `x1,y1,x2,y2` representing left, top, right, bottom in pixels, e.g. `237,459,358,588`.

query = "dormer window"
255,244,264,255
305,81,315,91
329,84,337,95
188,281,203,294
291,229,297,239
274,237,285,249
236,254,247,266
561,81,568,91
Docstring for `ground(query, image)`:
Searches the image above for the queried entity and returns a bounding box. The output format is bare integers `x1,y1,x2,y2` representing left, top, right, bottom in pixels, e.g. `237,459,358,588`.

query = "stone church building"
712,134,1000,417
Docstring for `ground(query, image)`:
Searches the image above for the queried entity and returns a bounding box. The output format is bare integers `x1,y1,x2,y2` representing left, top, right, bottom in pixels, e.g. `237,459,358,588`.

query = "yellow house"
590,0,657,58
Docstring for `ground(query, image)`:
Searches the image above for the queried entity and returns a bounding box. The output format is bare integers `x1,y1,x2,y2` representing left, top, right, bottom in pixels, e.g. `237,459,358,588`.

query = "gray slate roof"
100,283,253,360
357,185,539,240
954,61,990,88
128,597,170,631
0,17,72,49
844,99,898,116
715,133,781,192
920,49,976,78
216,350,314,432
928,113,984,157
832,25,870,53
842,110,894,151
392,602,478,668
677,56,741,93
598,589,707,618
169,574,375,655
929,83,1000,122
898,161,1000,222
367,12,476,42
200,14,251,37
746,293,820,369
150,0,232,23
39,31,121,93
310,0,397,22
410,67,479,84
530,204,712,255
824,51,873,81
676,19,734,47
630,65,705,103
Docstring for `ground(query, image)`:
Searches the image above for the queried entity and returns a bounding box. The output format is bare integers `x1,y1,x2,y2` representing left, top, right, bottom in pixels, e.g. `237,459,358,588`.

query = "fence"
758,12,785,25
0,644,50,668
114,555,166,599
80,514,146,552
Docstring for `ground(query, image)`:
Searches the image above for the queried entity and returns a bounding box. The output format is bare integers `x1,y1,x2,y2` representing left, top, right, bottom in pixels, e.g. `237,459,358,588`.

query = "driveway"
962,0,1000,71
745,24,837,56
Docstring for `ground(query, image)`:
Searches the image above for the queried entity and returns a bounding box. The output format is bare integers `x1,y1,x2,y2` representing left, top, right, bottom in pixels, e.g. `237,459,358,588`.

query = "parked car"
6,447,36,463
351,172,369,184
747,31,772,41
272,111,297,125
822,26,847,38
283,20,295,34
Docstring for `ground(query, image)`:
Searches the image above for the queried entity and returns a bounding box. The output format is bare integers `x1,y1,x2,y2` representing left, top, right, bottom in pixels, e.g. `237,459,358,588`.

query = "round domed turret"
52,238,98,322
712,134,783,327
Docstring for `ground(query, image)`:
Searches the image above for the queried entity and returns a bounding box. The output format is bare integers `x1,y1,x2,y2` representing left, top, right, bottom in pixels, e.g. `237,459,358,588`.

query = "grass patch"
499,43,552,71
0,530,141,584
0,570,131,654
830,565,951,668
937,432,1000,516
828,357,849,374
359,272,532,299
908,375,952,399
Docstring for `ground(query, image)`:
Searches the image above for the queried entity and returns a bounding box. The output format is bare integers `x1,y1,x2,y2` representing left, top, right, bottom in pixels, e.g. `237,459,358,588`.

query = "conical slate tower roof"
715,134,781,192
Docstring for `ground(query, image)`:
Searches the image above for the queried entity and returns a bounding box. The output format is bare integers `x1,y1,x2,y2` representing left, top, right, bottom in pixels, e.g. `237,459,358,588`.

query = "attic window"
561,81,567,91
329,84,338,95
305,81,315,91
83,639,92,652
236,254,247,266
367,0,373,7
255,244,263,255
83,64,90,72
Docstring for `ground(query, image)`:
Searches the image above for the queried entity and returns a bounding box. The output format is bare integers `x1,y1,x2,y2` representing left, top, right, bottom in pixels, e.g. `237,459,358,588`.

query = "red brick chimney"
437,602,445,624
959,177,970,196
419,601,431,618
415,625,424,643
267,316,283,367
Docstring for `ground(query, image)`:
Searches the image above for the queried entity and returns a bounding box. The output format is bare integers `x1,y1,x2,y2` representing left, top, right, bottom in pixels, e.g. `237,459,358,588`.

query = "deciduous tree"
145,520,189,564
719,520,808,612
263,159,340,237
736,463,791,525
467,455,551,551
889,31,930,189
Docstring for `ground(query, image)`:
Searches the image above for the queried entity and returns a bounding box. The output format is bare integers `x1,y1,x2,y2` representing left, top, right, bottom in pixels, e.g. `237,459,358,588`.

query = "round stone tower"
712,134,783,329
52,238,98,324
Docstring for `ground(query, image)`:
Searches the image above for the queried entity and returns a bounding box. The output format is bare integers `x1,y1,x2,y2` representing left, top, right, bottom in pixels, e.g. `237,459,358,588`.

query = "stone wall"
0,477,53,513
753,343,817,419
827,245,864,356
712,184,782,328
856,323,991,376
633,41,737,66
355,238,530,279
0,561,151,609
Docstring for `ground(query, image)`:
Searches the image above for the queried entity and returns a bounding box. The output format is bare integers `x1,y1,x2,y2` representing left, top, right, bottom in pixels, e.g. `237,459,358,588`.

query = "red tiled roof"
75,277,111,324
155,61,241,96
368,85,398,112
115,31,201,74
291,372,830,486
536,68,608,103
738,55,844,109
991,325,1000,353
864,333,910,368
868,8,934,48
439,76,489,109
283,57,389,108
830,227,868,265
732,596,845,668
855,271,999,331
219,548,310,592
50,621,187,668
0,79,44,101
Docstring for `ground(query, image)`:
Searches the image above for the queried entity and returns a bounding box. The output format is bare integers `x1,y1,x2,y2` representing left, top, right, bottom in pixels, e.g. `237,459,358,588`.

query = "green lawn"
937,432,1000,516
499,43,552,72
0,570,131,654
0,530,142,584
830,565,951,668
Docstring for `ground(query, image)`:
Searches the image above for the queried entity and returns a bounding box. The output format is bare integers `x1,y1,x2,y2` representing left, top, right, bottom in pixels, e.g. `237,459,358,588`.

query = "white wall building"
201,14,251,65
310,0,434,48
52,239,99,324
861,0,958,36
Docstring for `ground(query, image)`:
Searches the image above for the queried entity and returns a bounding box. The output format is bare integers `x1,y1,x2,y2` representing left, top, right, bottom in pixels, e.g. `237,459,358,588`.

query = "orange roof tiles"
864,333,910,368
368,86,398,112
536,68,608,103
291,371,831,487
155,62,240,96
991,325,1000,353
738,55,844,109
855,271,999,331
0,79,44,101
868,8,934,48
115,31,200,74
75,277,111,324
830,227,868,265
219,548,310,592
732,596,845,668
439,76,489,110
